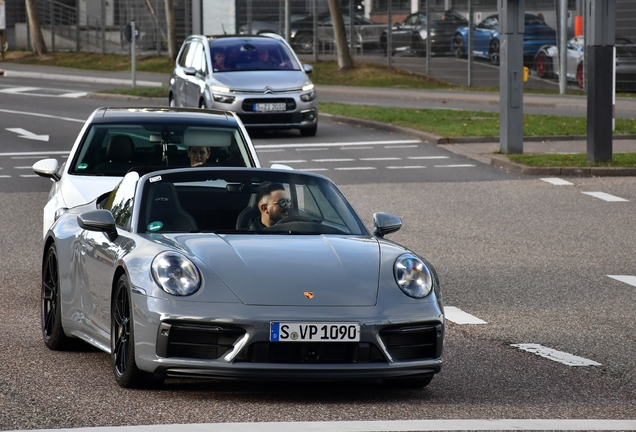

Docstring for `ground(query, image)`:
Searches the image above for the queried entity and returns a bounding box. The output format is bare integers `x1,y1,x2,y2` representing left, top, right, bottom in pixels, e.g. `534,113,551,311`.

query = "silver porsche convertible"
41,167,444,389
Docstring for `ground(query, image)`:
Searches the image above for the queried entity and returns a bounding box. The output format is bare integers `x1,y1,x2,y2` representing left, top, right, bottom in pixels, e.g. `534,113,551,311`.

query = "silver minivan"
169,33,318,136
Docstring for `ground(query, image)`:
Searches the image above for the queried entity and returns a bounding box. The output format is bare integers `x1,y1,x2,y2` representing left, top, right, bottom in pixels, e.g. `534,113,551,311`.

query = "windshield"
136,169,368,236
69,123,252,176
209,38,301,72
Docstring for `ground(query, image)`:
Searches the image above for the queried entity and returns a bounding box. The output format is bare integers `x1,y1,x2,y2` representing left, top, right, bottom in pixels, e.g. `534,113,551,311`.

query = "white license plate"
254,102,286,112
270,322,360,342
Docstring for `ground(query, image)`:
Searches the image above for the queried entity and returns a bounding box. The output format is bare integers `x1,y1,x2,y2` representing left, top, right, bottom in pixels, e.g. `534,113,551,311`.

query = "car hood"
176,235,380,306
213,71,311,92
62,174,121,209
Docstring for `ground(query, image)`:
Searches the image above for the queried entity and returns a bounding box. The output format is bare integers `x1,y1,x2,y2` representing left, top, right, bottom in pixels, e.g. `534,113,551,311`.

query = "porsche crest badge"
303,292,314,299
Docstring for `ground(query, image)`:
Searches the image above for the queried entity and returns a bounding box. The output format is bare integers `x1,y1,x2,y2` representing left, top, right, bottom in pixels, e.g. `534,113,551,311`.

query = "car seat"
145,182,199,232
94,135,135,173
235,194,259,230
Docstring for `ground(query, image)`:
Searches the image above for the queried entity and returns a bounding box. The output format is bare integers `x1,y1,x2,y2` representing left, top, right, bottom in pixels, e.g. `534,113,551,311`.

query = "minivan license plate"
254,103,286,112
270,322,360,342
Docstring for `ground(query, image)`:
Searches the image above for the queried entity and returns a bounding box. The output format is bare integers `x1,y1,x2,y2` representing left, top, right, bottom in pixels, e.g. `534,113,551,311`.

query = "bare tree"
164,0,177,60
25,0,48,56
327,0,353,70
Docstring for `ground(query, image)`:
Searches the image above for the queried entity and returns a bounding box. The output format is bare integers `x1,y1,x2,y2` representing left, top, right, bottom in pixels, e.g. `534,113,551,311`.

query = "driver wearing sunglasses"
248,181,291,231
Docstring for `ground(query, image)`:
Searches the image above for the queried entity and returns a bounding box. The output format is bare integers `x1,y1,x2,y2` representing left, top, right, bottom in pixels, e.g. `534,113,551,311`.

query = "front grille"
236,342,386,364
379,324,443,361
156,322,245,360
241,98,296,112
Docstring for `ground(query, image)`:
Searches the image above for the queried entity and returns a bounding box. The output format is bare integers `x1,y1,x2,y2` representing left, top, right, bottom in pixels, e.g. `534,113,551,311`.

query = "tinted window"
103,171,139,231
209,38,300,72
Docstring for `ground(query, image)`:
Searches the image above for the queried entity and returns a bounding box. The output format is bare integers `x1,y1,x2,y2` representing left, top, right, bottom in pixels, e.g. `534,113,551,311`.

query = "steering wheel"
275,215,313,224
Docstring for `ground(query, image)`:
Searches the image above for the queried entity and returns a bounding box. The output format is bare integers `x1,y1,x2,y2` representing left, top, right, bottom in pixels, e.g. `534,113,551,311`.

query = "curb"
327,114,636,177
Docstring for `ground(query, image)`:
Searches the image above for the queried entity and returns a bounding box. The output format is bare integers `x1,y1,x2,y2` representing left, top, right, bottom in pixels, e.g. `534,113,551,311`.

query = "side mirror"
303,64,313,74
77,210,118,241
32,158,60,181
372,212,402,237
183,66,197,76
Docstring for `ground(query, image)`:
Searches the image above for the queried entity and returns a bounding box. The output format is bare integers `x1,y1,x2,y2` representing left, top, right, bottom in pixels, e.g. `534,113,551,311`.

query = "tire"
453,33,465,58
577,63,585,89
199,99,207,109
412,35,425,57
383,374,434,389
488,39,500,65
380,34,388,55
41,244,75,350
293,32,314,54
534,52,551,78
300,124,317,137
168,94,176,107
111,274,164,389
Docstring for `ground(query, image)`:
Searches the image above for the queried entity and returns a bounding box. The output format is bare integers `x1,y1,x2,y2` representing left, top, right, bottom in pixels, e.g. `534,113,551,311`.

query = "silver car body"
32,107,261,238
42,167,444,388
169,34,318,136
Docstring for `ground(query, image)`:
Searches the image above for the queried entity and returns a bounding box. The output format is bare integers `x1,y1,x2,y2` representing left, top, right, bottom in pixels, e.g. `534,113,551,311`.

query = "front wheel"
199,99,207,109
380,34,388,55
111,274,164,389
168,94,176,107
300,124,317,137
489,39,500,65
42,244,75,350
412,35,425,57
453,34,465,58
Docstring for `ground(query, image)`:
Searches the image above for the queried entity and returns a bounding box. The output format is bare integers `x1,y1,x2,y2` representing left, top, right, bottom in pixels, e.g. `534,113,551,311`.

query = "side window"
102,172,139,231
177,42,192,67
192,43,207,74
184,41,200,68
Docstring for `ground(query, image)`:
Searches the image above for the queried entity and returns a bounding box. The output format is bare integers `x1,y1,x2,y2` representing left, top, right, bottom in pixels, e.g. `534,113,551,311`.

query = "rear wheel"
383,374,434,389
488,39,500,65
293,32,314,54
111,274,164,388
412,35,425,57
453,33,465,58
577,63,585,88
380,34,388,55
42,244,75,350
535,52,551,78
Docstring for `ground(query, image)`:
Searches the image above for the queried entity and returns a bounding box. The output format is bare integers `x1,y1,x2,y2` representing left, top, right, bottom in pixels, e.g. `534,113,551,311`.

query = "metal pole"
247,0,252,34
350,0,354,59
51,0,56,52
558,0,567,94
468,0,473,86
75,0,79,51
387,0,392,68
284,0,290,43
312,0,317,61
425,0,430,75
131,20,136,88
101,0,106,53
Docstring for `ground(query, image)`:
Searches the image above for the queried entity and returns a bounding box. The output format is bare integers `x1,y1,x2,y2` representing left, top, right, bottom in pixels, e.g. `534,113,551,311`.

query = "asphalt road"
1,70,636,431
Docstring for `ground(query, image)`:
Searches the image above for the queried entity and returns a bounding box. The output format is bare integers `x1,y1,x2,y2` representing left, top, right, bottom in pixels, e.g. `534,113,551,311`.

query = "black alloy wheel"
380,34,388,55
293,32,314,54
412,34,426,57
42,244,75,350
111,274,164,388
489,39,500,65
453,33,465,58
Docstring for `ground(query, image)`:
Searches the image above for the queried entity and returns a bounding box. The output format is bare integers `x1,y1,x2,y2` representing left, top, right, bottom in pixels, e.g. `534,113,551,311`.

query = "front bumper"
133,293,444,381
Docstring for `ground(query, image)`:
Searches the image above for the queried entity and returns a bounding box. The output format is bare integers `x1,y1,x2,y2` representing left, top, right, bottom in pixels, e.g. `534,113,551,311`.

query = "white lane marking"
359,157,402,161
20,174,40,178
434,164,476,168
342,146,373,150
14,166,33,169
57,419,636,431
0,108,85,123
387,165,426,169
255,139,421,149
0,175,11,178
0,86,39,93
385,144,418,148
444,306,487,324
311,158,356,162
10,155,50,159
300,168,329,172
296,148,328,152
408,156,449,160
334,167,376,171
268,160,307,164
582,192,628,202
541,178,574,185
511,344,602,366
6,128,49,141
59,92,89,98
608,275,636,287
1,70,162,87
0,87,88,98
0,151,70,157
256,149,285,153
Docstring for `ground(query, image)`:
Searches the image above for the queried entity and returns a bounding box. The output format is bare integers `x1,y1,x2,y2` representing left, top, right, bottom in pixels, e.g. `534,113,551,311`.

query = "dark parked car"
534,35,636,91
168,33,318,136
452,13,557,64
381,10,468,56
41,166,445,389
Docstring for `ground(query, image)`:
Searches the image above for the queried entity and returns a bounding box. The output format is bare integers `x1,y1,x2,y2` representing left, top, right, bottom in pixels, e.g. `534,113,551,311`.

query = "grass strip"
506,152,636,167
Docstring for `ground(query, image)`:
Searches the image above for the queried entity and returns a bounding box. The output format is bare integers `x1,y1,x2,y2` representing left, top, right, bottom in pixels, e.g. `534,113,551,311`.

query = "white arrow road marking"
6,128,49,141
511,344,602,366
541,178,574,185
608,275,636,287
582,192,628,202
444,306,487,324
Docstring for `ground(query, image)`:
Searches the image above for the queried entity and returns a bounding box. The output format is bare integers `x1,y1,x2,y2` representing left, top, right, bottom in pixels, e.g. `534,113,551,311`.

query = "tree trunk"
25,0,48,56
164,0,177,61
327,0,353,70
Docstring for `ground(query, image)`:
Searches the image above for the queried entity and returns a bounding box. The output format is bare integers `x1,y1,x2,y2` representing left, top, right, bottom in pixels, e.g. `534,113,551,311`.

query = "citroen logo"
303,292,314,299
263,86,273,94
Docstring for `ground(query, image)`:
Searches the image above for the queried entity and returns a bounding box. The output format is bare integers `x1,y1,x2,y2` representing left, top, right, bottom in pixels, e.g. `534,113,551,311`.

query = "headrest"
107,135,134,162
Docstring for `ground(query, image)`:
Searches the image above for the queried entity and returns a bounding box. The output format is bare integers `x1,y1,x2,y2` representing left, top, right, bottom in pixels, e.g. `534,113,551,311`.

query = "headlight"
394,253,433,298
302,83,314,92
151,251,201,296
211,85,230,93
300,90,315,102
